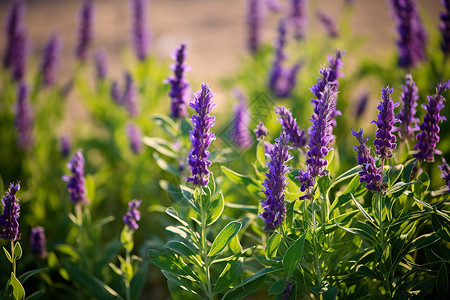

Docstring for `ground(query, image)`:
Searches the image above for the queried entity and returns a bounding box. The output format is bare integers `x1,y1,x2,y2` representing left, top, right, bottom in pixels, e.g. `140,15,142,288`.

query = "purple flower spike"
439,158,450,189
123,73,139,117
441,0,450,56
94,48,108,81
165,43,190,119
297,85,335,197
75,0,94,62
389,0,427,68
275,106,307,148
110,80,122,105
187,83,216,186
396,74,420,141
255,121,268,141
282,281,294,300
317,10,339,38
41,34,61,87
60,136,71,158
130,0,151,61
0,183,21,241
30,226,47,259
290,0,306,39
352,128,382,192
247,0,263,53
123,200,142,231
15,83,33,150
261,131,292,231
230,90,253,149
414,82,449,162
372,86,399,160
355,92,369,120
126,122,143,154
63,150,89,204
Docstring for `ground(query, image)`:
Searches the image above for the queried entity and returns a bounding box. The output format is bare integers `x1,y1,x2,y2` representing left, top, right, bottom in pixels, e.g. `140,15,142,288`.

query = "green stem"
125,248,131,300
200,190,213,300
75,203,90,274
11,240,16,276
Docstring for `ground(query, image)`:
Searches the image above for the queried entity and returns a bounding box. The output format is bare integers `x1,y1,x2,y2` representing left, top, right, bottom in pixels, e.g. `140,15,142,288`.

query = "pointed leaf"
206,191,224,226
213,260,243,294
209,221,242,257
9,272,25,300
13,242,22,260
265,231,282,260
3,247,12,263
283,233,306,279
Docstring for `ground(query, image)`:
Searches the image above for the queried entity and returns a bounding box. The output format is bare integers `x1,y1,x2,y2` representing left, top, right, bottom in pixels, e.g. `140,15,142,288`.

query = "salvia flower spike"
275,106,307,148
317,10,339,38
165,43,190,119
94,48,108,81
261,131,292,231
187,83,216,186
63,150,89,204
254,121,268,141
123,73,139,117
439,158,450,189
413,81,449,162
230,90,253,149
131,0,151,61
30,226,47,259
247,0,263,53
352,128,383,192
126,122,143,154
15,82,34,150
396,74,420,141
4,0,27,81
75,0,94,62
372,86,399,160
123,200,142,231
440,0,450,56
41,34,61,87
290,0,306,39
0,183,21,241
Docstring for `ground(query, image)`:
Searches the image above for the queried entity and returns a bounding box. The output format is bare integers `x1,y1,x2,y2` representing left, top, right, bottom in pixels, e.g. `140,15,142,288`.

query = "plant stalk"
200,190,213,300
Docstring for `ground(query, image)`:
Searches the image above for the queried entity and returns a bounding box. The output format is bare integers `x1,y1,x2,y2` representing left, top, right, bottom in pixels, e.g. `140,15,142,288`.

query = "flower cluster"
254,121,268,141
94,48,108,81
373,86,399,160
15,83,34,150
261,131,292,231
126,122,143,154
247,0,263,53
317,10,339,38
187,83,216,186
289,0,306,39
389,0,427,68
123,200,142,231
123,73,139,117
439,158,450,189
414,82,449,162
0,183,21,241
352,128,383,192
30,226,48,259
75,0,94,62
165,43,190,119
396,74,419,141
41,34,61,87
275,106,307,148
297,85,335,197
60,136,71,158
230,90,253,149
63,150,89,204
131,0,151,61
441,0,450,56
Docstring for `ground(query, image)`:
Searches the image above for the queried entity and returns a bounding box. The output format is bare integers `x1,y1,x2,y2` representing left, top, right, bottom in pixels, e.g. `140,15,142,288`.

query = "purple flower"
317,10,339,38
30,226,47,259
94,48,108,81
396,74,420,141
289,0,306,39
255,121,268,141
126,122,143,154
269,19,301,98
297,85,335,197
441,0,450,56
261,131,292,231
15,83,33,150
41,34,61,87
75,0,94,62
12,29,27,82
247,0,263,53
389,0,427,68
275,106,307,148
352,128,383,192
165,43,190,119
282,280,293,300
355,92,369,120
439,158,450,189
123,200,142,231
130,0,151,61
60,136,71,158
3,0,26,80
110,80,122,105
372,86,399,160
123,73,139,117
230,89,253,149
187,83,216,186
413,82,449,162
0,183,20,241
266,0,283,12
63,150,88,204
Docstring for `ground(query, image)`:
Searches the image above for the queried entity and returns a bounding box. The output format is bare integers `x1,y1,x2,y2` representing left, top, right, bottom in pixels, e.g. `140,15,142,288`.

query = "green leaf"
154,152,180,176
351,193,377,227
167,279,203,300
149,248,198,279
437,263,448,296
328,165,362,192
229,235,242,254
151,114,178,137
18,268,48,284
413,171,430,197
213,260,243,294
329,175,366,213
120,226,134,252
55,244,80,260
85,175,95,205
9,272,25,300
387,181,417,195
268,279,285,295
180,185,201,214
387,164,403,188
408,233,439,253
256,140,266,167
223,267,278,300
208,221,242,257
109,263,122,276
431,214,450,242
402,158,416,182
220,166,260,193
142,136,177,158
3,247,12,263
166,207,189,227
265,231,282,260
283,233,306,279
355,265,378,279
130,260,151,300
13,242,22,260
165,240,200,266
206,191,224,226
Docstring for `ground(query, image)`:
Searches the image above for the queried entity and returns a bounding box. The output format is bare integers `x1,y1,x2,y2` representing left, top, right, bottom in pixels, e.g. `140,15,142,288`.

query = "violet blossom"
396,74,420,141
439,158,450,189
30,226,47,259
63,150,89,204
110,80,122,105
230,90,253,149
441,0,450,56
290,0,306,39
247,0,263,53
275,106,307,148
0,183,21,241
15,83,34,150
187,83,216,186
261,131,292,231
123,200,142,230
60,136,71,158
126,122,143,154
75,0,94,62
41,34,61,87
94,48,108,81
123,73,139,117
317,10,339,38
254,121,268,141
130,0,151,61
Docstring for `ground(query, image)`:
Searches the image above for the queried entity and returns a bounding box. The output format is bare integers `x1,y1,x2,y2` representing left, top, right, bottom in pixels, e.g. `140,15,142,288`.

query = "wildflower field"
1,0,450,299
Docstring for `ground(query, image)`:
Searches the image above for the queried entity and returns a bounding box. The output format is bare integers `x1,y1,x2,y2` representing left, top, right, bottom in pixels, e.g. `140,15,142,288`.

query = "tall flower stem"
11,240,16,276
125,247,131,300
75,203,90,274
199,191,213,300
